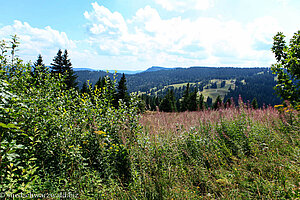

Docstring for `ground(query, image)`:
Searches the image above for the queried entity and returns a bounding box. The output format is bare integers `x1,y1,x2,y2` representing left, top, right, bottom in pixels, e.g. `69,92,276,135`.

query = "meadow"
1,37,299,199
131,103,300,199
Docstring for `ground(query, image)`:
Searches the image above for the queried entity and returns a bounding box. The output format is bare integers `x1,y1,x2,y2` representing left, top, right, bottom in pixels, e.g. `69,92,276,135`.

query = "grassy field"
201,79,236,101
130,104,299,199
134,79,237,101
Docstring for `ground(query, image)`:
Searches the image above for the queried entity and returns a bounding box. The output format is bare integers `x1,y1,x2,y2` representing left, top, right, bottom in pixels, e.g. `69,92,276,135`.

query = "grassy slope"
135,79,237,102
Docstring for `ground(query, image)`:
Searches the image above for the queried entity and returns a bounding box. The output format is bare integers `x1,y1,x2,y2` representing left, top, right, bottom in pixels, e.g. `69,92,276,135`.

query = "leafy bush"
0,36,141,197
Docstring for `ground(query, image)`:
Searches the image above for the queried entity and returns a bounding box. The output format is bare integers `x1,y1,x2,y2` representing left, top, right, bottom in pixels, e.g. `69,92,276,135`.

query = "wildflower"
274,104,284,108
69,146,73,148
95,131,106,135
109,147,113,150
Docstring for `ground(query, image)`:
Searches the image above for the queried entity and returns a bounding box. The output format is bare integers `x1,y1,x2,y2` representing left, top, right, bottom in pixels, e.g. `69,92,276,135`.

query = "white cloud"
84,3,127,36
154,0,214,12
84,4,280,68
0,4,283,69
0,20,76,64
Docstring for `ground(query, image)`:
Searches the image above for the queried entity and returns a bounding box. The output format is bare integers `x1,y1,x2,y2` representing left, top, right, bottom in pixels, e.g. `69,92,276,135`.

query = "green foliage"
159,89,177,112
271,31,300,105
0,36,141,197
1,35,299,199
137,107,299,199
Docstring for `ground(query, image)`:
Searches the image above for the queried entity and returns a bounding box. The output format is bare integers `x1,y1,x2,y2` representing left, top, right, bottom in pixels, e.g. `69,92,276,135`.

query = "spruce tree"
251,97,258,109
51,49,77,89
181,83,190,111
159,89,177,112
221,81,226,88
62,50,78,89
188,88,198,111
213,95,222,110
206,96,213,108
116,73,130,104
199,93,205,110
94,76,105,90
81,81,88,94
224,98,231,108
169,89,177,112
32,54,47,80
105,76,117,104
34,54,45,68
51,49,64,74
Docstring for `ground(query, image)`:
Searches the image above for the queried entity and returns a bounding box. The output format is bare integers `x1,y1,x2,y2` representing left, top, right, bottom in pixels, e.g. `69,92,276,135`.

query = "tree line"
139,83,260,112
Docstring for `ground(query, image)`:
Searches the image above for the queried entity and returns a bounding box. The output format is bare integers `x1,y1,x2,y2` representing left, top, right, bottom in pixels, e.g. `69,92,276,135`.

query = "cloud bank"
0,20,75,64
0,2,285,69
83,2,280,67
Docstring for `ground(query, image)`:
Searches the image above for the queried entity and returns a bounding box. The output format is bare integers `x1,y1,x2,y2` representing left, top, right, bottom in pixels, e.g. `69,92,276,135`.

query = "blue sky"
0,0,299,70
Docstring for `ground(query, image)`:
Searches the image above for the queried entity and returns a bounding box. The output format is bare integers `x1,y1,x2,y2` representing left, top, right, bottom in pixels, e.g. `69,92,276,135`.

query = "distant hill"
125,67,267,93
75,66,281,107
144,66,175,72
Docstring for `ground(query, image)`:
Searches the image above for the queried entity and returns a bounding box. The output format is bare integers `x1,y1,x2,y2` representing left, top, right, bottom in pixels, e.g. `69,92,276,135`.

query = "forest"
76,66,281,111
0,32,299,199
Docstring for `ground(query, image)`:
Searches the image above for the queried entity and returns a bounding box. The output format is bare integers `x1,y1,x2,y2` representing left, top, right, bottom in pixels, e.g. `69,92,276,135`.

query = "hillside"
75,67,281,107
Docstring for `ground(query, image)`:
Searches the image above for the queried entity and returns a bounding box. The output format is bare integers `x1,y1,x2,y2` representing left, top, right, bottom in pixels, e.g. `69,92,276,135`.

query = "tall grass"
127,105,299,199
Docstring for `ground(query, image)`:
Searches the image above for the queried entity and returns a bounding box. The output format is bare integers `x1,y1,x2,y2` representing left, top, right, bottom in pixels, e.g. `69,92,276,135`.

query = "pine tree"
251,97,258,109
51,49,64,74
32,54,47,79
188,88,198,111
116,73,130,105
199,93,205,110
213,95,222,110
169,89,177,112
221,81,226,88
159,89,177,112
51,49,77,89
34,54,45,68
206,96,212,108
105,76,117,104
81,81,88,94
62,50,78,89
94,76,105,90
224,98,231,108
181,83,190,111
